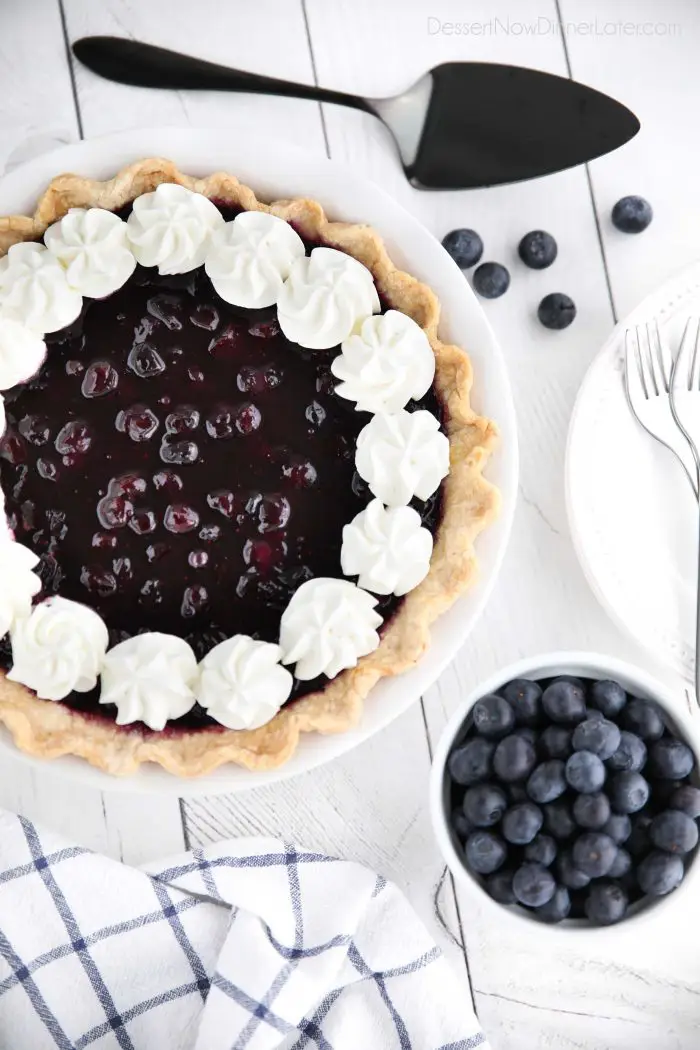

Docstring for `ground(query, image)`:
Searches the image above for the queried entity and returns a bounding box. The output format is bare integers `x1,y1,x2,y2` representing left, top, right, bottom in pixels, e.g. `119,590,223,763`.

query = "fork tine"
690,317,700,391
653,318,674,392
675,316,700,393
644,320,664,396
633,323,655,397
625,328,648,405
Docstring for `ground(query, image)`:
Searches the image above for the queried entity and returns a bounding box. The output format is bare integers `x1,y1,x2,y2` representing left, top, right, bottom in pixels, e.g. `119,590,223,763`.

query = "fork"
670,317,700,704
624,320,699,498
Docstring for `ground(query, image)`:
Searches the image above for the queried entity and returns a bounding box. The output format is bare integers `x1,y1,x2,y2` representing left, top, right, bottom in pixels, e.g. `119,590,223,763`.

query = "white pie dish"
430,651,700,935
0,127,517,795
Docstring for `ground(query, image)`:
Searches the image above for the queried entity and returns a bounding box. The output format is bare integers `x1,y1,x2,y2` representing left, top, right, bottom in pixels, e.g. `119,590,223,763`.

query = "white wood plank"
560,0,700,317
0,0,79,174
62,0,327,155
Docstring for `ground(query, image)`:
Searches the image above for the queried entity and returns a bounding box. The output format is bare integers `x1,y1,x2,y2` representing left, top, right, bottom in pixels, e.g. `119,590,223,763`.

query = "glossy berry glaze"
0,206,444,732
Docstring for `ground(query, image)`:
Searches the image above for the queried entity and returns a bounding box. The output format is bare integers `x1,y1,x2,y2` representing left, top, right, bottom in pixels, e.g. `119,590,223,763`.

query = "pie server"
72,36,639,191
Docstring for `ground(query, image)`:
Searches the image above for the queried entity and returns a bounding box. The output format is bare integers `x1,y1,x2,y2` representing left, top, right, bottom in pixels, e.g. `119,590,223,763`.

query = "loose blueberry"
608,771,650,814
650,810,699,855
501,678,542,726
572,718,621,761
585,881,629,925
472,695,516,738
637,850,685,896
525,834,557,867
441,228,484,269
585,708,606,723
566,751,606,794
606,731,647,773
542,680,587,725
540,726,572,760
543,800,576,840
573,792,611,830
621,699,665,741
451,808,474,840
463,784,508,827
527,760,567,804
518,230,558,270
602,813,632,845
612,195,653,234
536,885,571,924
572,832,617,878
608,848,632,879
493,734,537,782
538,293,576,330
465,830,507,875
590,680,627,718
448,738,495,786
502,802,544,845
670,784,700,819
473,262,510,299
648,738,695,780
512,863,556,908
557,851,591,890
485,869,516,905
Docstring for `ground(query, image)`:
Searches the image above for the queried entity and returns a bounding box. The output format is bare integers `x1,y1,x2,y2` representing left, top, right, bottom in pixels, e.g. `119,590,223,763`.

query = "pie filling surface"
0,206,443,731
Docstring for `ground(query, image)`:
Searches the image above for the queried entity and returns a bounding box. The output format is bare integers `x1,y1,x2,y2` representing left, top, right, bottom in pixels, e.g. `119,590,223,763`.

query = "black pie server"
72,36,639,190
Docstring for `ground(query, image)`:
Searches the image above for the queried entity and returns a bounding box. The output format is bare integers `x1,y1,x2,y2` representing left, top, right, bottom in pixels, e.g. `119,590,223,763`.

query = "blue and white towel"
0,810,489,1050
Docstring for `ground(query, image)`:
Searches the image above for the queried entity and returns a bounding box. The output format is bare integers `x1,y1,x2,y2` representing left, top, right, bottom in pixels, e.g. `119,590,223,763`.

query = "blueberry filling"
0,204,445,731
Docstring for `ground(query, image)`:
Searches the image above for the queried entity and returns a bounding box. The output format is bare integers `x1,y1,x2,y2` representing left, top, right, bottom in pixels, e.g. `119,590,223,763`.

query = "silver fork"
670,317,700,704
624,320,699,498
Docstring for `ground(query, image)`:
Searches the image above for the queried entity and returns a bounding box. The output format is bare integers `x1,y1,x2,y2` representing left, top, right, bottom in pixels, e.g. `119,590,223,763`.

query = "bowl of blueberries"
430,652,700,928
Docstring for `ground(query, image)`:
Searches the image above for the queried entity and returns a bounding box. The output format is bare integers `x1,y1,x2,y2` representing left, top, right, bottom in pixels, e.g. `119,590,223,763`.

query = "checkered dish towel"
0,810,488,1050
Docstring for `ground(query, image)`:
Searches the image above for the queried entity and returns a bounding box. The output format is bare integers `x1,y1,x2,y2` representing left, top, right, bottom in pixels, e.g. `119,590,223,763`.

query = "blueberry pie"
0,159,498,775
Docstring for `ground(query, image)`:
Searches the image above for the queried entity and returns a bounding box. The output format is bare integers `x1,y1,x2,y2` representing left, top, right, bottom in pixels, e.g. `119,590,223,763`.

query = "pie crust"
0,158,499,776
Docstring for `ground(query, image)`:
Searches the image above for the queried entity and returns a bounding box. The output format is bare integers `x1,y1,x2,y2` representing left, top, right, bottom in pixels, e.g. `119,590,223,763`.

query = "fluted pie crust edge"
0,158,500,776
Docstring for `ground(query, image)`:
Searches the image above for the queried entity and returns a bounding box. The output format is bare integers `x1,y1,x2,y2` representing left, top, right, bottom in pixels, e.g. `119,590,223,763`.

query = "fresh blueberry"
502,802,544,845
627,813,654,857
585,881,629,925
537,293,576,330
585,708,606,723
602,813,632,845
650,810,699,855
448,738,494,785
442,228,484,269
590,679,627,718
606,731,647,773
608,771,650,814
637,850,685,896
542,680,587,725
573,792,611,830
572,718,621,761
463,783,508,827
621,699,665,741
527,760,567,804
451,808,474,840
518,230,558,270
465,830,507,875
502,678,542,726
525,834,557,867
543,800,576,840
493,734,537,782
572,832,617,878
557,850,591,889
485,869,516,905
670,784,700,819
612,195,653,234
535,885,571,924
608,848,632,879
473,262,510,299
513,864,556,908
566,751,606,794
472,695,516,738
648,738,695,780
540,726,572,760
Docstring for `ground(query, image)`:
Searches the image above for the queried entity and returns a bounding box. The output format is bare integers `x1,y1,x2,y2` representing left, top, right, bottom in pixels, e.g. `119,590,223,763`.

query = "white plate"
0,128,517,794
567,261,700,683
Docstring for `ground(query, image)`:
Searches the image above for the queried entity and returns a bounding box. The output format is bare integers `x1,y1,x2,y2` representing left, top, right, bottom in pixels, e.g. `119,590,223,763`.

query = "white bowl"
430,651,700,933
0,128,518,794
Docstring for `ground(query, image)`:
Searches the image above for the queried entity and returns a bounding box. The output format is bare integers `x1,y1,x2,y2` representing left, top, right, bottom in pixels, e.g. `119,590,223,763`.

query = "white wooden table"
2,2,700,1046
